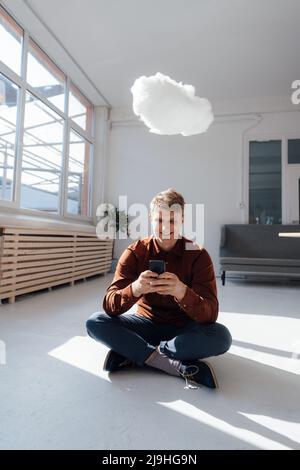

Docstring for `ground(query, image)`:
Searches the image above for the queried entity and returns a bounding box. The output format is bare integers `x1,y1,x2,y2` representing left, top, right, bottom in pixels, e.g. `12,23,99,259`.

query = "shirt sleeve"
102,247,142,316
174,249,219,323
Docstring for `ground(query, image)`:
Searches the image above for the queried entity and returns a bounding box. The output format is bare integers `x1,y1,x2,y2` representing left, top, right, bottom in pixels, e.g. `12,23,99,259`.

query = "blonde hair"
150,188,185,216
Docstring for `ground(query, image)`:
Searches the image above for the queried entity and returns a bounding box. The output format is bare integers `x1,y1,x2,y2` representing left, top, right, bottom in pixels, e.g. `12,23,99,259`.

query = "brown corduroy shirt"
103,235,219,327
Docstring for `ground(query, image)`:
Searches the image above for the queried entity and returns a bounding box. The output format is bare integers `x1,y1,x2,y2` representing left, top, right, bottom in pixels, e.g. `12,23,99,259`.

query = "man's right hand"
131,270,159,297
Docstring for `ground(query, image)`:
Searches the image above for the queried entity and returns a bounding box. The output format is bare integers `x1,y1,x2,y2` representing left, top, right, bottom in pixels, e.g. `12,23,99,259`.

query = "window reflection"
67,130,91,216
0,6,23,76
21,92,64,212
69,83,93,133
27,39,65,112
249,140,282,224
288,139,300,164
0,73,19,201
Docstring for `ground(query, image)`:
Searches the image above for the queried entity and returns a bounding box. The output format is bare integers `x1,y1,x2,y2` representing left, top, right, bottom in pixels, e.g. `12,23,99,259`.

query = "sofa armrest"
220,225,226,248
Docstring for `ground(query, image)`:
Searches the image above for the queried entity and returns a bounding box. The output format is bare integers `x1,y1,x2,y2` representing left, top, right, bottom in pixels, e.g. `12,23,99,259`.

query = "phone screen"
149,260,166,275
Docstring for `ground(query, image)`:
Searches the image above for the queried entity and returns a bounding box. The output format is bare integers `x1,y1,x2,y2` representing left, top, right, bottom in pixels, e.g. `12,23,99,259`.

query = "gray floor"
0,273,299,450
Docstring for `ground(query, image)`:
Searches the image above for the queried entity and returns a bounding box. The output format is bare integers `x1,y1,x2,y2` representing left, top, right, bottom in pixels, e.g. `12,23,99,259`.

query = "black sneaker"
179,359,219,389
103,349,135,372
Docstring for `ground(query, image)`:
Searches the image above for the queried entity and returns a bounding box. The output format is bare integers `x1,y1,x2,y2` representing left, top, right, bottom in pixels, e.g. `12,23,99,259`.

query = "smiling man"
86,188,232,389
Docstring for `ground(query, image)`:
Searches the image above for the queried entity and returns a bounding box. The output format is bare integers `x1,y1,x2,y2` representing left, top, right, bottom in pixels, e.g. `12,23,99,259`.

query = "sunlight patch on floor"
240,413,300,445
48,335,110,380
159,400,291,450
229,345,300,375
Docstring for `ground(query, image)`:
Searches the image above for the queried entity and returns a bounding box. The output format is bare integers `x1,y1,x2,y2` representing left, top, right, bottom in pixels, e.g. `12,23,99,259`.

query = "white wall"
105,97,300,276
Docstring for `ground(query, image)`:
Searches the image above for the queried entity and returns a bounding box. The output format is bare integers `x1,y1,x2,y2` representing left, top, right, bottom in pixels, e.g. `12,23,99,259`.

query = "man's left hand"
149,272,187,300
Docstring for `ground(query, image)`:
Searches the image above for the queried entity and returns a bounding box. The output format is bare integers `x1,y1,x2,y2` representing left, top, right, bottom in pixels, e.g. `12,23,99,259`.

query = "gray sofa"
219,224,300,285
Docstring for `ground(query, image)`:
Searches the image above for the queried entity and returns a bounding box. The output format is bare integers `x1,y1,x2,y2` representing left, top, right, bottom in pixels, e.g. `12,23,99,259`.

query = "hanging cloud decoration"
131,72,214,136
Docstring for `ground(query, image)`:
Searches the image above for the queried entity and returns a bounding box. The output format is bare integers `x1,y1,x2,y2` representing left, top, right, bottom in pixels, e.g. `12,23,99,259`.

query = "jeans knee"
86,311,112,337
218,324,232,353
86,318,94,336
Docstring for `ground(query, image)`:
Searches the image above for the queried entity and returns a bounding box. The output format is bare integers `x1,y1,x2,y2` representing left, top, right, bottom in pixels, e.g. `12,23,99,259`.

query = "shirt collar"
151,235,183,257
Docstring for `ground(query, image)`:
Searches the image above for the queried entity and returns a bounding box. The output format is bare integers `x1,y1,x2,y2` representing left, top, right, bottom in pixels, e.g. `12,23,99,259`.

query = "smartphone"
149,259,166,275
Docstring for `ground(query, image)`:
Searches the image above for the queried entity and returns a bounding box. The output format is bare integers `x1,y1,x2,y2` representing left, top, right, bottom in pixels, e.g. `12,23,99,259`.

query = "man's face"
150,206,183,242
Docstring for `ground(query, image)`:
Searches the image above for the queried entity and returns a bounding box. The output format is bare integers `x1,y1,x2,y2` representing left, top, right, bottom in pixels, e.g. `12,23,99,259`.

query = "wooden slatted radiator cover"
0,226,114,303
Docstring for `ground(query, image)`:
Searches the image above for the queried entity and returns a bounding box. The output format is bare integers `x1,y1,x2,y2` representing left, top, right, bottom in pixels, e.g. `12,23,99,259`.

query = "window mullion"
88,140,94,217
14,29,29,208
0,60,22,87
25,83,67,120
60,77,70,217
69,120,94,144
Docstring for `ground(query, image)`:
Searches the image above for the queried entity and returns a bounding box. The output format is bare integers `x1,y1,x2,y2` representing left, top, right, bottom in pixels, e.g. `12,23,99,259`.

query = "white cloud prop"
131,72,214,136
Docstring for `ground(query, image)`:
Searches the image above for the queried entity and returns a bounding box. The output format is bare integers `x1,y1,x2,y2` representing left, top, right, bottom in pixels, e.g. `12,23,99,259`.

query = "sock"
145,346,182,377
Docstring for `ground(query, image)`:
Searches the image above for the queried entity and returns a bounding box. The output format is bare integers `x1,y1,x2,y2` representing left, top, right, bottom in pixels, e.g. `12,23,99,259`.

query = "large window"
249,140,282,224
0,6,94,220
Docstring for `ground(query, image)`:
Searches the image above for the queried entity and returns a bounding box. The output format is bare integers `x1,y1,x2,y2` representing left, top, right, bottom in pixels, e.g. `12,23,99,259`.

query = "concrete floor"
0,273,299,450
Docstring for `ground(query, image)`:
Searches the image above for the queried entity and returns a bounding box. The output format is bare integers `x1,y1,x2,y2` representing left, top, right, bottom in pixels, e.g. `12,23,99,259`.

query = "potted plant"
96,204,130,272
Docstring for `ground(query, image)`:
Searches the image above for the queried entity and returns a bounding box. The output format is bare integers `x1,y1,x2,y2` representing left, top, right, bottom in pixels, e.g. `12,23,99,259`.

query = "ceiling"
20,0,300,107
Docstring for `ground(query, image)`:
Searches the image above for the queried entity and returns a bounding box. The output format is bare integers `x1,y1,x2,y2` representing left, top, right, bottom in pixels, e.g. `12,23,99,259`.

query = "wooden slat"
1,257,74,271
2,245,112,257
1,253,73,263
2,226,104,237
4,242,76,248
2,245,111,255
3,235,75,242
3,239,111,248
74,254,112,265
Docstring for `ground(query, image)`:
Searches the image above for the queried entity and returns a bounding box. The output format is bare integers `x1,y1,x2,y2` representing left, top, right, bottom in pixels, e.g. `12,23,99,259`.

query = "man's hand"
131,270,159,297
149,272,187,300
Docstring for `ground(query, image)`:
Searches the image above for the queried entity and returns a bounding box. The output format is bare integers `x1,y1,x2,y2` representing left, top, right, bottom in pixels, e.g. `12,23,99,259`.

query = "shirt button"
183,304,187,307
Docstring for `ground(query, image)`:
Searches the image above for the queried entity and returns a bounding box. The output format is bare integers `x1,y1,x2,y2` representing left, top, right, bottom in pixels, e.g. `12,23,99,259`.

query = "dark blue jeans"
86,311,232,367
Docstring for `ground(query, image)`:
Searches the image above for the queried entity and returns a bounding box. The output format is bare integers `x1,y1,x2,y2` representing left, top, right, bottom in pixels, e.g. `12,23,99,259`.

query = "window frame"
65,122,94,218
0,5,94,223
0,71,21,203
244,132,300,225
69,81,94,134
